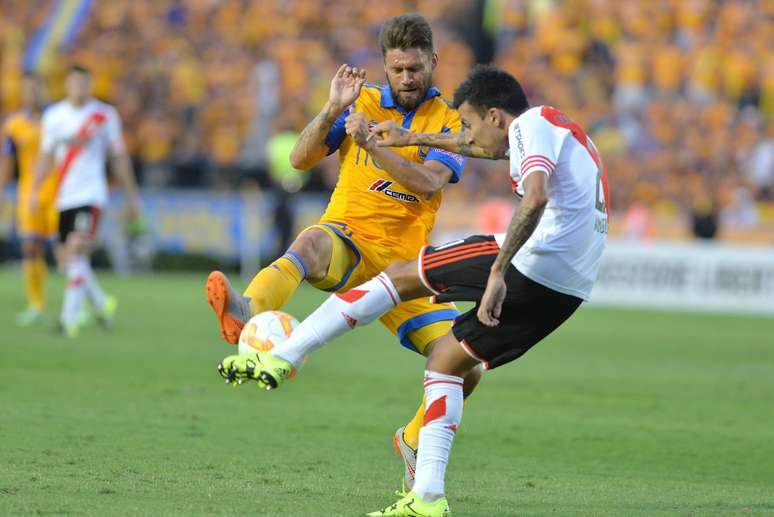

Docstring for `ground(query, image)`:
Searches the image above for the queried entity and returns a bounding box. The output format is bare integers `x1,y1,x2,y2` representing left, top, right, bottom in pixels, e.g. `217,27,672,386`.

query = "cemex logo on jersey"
368,179,419,203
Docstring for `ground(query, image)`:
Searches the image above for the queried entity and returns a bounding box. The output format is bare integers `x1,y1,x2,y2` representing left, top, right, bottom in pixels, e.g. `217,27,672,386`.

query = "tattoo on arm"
492,201,545,271
295,104,340,158
414,132,504,159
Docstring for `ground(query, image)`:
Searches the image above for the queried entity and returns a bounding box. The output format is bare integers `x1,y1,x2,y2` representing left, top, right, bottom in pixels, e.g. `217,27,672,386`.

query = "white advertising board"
592,241,774,315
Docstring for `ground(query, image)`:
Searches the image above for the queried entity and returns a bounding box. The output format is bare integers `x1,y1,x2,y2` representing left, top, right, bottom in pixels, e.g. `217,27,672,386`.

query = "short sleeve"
105,107,126,155
515,109,562,182
425,109,467,183
324,107,351,155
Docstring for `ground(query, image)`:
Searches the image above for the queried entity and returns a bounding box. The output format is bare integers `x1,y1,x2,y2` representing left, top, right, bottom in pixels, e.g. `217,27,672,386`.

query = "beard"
387,74,432,111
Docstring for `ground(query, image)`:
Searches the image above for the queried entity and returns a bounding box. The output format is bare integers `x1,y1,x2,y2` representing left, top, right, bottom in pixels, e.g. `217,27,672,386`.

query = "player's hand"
372,120,413,148
345,111,375,151
217,353,259,387
478,269,506,327
329,64,366,112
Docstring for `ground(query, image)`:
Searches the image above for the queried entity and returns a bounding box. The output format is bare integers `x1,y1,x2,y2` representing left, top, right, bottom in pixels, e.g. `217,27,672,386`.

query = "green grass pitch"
0,268,773,516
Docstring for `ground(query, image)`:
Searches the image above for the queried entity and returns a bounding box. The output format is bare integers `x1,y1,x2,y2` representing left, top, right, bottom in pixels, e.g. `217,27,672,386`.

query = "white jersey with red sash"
40,99,125,211
498,105,610,301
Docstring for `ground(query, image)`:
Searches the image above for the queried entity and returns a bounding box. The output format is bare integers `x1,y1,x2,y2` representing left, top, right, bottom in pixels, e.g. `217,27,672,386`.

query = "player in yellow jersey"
206,13,482,492
0,74,58,325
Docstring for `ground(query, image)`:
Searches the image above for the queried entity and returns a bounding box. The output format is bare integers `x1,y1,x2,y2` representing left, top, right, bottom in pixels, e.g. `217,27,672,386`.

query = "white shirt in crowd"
40,98,125,211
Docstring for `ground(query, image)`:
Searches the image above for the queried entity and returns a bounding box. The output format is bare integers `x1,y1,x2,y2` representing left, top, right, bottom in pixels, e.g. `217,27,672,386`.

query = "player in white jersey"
215,65,609,516
31,65,140,337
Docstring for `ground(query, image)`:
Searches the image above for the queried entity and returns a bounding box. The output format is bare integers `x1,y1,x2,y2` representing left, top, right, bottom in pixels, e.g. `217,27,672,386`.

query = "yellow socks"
403,396,426,450
22,257,47,310
243,253,306,314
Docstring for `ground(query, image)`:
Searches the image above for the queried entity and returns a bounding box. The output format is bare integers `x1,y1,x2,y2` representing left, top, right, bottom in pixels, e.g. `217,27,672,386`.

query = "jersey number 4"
541,106,610,217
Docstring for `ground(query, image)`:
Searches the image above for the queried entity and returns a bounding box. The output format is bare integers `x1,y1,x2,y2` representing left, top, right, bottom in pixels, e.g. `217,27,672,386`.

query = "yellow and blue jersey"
2,110,59,237
319,84,467,261
2,110,57,203
303,84,467,355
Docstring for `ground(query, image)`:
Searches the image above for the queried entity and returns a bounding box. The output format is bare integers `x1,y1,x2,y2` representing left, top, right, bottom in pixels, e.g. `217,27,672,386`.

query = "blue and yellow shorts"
302,221,458,356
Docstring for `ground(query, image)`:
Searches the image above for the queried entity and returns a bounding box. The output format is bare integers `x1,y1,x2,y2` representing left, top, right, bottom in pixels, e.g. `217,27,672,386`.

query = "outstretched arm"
289,64,367,170
477,171,549,326
372,120,506,160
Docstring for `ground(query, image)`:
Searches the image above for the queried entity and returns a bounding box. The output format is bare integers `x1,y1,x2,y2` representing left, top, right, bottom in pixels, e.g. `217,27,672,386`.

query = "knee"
22,240,43,257
288,228,332,282
426,337,481,378
384,260,413,280
384,260,423,298
63,233,88,259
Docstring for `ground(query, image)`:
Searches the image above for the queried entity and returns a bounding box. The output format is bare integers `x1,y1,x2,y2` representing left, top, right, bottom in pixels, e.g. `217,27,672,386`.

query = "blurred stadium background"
2,0,773,314
1,1,773,516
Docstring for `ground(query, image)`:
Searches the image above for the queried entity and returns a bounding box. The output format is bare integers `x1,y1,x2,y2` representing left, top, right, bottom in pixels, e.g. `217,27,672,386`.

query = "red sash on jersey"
541,106,611,217
56,111,107,189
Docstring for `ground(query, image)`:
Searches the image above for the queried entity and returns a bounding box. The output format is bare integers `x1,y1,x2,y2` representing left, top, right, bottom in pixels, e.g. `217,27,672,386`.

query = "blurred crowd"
1,0,773,239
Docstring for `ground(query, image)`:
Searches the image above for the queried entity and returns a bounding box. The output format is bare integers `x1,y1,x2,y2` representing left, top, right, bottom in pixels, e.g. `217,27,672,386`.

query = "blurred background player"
0,74,58,326
205,13,475,490
31,64,140,338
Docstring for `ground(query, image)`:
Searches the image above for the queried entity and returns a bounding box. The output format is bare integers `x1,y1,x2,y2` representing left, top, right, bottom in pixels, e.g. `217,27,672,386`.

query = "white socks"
61,257,88,327
272,273,400,367
81,257,107,310
413,370,464,502
269,272,463,502
61,256,107,327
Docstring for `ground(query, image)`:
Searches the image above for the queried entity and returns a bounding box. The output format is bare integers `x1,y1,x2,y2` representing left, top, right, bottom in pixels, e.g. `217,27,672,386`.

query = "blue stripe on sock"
284,251,308,279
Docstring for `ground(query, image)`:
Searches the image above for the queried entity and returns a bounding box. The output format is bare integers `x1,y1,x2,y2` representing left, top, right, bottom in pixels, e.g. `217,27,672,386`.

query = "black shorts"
419,235,583,370
58,206,102,244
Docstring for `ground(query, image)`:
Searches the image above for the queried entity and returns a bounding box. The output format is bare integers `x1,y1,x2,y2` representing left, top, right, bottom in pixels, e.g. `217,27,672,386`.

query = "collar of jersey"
378,84,441,114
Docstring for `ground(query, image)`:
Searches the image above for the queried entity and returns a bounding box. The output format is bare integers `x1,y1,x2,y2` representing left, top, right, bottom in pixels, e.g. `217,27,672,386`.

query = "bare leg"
383,259,432,300
426,331,481,378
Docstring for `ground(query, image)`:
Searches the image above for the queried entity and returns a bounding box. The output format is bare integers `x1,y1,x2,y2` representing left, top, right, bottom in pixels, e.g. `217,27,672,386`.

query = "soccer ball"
238,310,299,355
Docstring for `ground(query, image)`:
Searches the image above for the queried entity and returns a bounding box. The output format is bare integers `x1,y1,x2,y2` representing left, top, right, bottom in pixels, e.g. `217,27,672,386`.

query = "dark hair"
453,64,529,116
67,64,91,76
379,13,433,57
